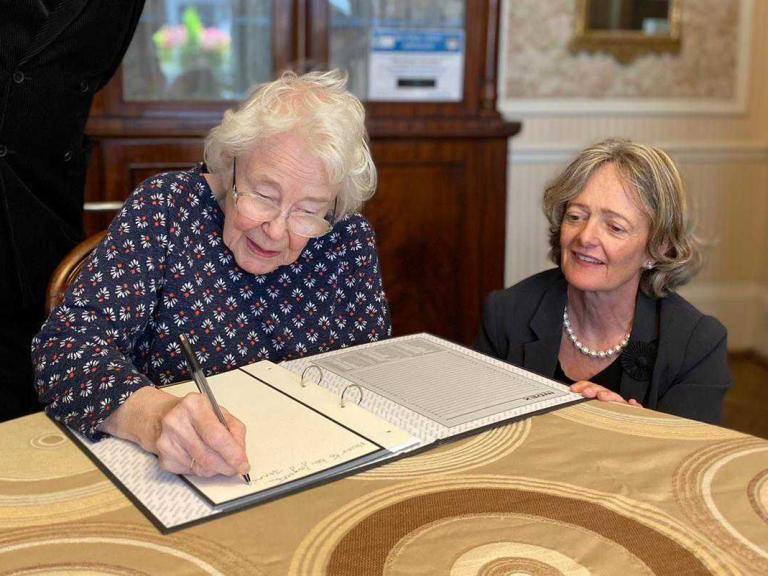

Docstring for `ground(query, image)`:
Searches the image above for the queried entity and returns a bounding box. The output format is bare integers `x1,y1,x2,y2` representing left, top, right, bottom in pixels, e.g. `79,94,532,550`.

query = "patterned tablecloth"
1,403,766,575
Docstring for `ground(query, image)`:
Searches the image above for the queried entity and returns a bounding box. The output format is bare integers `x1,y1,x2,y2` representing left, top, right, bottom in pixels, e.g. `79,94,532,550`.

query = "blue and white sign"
368,29,464,102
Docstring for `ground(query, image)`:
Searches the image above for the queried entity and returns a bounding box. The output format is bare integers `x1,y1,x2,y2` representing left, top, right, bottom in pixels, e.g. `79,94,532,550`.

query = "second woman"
476,138,730,424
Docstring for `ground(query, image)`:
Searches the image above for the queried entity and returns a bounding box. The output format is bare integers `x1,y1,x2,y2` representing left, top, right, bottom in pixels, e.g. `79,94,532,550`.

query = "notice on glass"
368,29,464,102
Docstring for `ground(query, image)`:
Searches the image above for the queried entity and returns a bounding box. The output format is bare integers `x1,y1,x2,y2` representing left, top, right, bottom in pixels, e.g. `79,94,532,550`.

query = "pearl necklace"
563,306,631,359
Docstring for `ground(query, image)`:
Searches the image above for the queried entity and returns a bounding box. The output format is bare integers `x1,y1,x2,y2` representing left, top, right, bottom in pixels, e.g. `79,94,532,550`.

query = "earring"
644,261,654,270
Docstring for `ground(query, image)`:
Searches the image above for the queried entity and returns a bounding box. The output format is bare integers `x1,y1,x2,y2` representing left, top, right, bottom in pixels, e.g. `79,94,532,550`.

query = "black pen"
178,333,251,485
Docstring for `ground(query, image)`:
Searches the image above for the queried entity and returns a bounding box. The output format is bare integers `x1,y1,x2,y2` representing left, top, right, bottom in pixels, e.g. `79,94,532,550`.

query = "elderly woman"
476,139,730,424
32,70,390,479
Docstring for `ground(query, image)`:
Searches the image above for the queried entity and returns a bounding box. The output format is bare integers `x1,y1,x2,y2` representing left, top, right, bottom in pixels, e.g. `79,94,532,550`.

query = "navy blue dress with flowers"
31,165,391,439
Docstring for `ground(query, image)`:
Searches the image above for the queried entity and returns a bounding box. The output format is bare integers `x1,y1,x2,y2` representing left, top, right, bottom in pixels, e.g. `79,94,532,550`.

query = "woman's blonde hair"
204,69,376,218
543,138,702,297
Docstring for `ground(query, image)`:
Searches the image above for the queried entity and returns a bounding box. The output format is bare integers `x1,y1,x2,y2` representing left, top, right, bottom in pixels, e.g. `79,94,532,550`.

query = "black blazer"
475,268,731,424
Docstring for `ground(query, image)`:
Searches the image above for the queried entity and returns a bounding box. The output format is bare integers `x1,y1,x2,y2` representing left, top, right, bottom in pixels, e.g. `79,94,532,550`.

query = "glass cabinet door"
327,0,466,101
119,0,467,103
122,0,273,101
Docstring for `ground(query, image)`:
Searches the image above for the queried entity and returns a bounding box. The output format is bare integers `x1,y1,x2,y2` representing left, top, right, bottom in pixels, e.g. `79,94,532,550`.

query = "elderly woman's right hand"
99,386,250,478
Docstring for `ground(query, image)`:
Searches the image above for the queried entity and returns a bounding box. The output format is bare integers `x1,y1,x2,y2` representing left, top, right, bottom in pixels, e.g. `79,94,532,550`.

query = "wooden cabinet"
84,0,520,345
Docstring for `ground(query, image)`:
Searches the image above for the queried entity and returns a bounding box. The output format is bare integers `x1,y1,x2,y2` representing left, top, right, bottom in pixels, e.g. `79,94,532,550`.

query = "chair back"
45,231,107,315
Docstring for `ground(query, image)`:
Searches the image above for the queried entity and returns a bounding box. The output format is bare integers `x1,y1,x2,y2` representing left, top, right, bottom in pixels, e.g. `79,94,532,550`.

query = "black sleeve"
94,1,146,92
474,290,506,359
657,315,731,424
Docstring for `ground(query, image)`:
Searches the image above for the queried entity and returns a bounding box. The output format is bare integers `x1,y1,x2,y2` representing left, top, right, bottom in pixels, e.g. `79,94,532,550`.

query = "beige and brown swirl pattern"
475,555,565,576
2,403,767,575
553,402,742,440
356,419,530,480
5,565,142,575
0,523,257,575
0,417,128,528
674,437,768,574
749,469,768,524
290,476,734,575
389,518,655,575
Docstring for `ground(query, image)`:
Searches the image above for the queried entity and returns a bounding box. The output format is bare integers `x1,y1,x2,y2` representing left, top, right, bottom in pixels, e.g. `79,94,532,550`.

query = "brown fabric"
326,489,707,575
482,558,562,576
749,469,768,524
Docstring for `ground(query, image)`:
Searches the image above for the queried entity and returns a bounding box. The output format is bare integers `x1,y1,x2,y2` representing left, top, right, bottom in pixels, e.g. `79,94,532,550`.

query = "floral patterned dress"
31,165,391,439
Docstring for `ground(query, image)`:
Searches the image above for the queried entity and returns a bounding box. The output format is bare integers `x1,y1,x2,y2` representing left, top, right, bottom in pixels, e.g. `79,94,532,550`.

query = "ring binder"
60,334,585,533
340,383,363,408
301,364,323,388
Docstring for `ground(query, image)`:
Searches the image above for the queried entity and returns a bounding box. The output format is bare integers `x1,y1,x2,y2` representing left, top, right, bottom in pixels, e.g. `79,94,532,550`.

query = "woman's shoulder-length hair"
543,138,703,298
204,69,376,219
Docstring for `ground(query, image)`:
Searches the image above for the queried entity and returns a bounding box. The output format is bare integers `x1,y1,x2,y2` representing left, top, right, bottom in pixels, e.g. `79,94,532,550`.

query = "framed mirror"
569,0,682,64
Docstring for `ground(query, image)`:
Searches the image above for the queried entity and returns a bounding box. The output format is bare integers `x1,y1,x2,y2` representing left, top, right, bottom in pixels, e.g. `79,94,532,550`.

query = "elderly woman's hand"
570,380,642,407
154,392,249,477
99,386,250,478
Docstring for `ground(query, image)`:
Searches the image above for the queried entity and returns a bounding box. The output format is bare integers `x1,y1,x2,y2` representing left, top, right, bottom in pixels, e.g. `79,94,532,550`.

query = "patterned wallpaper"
504,0,740,99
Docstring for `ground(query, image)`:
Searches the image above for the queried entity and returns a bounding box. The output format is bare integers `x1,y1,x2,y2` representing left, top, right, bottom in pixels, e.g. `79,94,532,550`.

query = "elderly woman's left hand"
570,380,642,406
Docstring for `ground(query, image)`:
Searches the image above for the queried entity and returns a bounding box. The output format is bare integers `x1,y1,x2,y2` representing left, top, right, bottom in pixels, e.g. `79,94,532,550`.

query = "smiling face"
559,162,651,298
219,132,337,276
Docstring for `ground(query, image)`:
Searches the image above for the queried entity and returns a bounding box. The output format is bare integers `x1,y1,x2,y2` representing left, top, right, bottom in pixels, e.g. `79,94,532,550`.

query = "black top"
554,357,623,391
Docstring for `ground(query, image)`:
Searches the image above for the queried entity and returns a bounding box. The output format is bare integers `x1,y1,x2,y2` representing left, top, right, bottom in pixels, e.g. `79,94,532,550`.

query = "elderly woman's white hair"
204,69,376,218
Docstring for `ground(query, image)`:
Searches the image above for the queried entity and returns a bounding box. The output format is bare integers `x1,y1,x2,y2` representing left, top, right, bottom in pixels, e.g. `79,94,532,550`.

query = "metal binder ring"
340,384,363,408
301,364,323,388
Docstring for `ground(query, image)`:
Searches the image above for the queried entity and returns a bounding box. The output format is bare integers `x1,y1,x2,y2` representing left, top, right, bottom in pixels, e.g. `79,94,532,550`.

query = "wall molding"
508,141,768,165
498,0,754,116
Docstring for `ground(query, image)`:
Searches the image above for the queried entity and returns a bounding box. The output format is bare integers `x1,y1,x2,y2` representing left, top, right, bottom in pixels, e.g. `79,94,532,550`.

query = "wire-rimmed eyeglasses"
230,157,336,238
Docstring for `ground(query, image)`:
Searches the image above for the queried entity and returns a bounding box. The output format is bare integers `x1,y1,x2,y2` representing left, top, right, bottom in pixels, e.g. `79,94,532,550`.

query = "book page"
283,357,446,442
283,334,583,438
165,365,396,506
239,362,420,452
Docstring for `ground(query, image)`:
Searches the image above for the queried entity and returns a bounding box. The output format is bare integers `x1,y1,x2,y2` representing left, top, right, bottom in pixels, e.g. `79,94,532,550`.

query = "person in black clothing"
476,139,731,424
0,0,145,421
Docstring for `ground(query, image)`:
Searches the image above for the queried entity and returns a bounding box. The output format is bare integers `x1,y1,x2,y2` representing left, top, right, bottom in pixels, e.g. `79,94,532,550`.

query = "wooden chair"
45,231,107,315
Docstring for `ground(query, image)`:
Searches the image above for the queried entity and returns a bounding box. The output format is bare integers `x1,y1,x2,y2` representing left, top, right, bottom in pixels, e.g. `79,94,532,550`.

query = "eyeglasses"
230,158,336,238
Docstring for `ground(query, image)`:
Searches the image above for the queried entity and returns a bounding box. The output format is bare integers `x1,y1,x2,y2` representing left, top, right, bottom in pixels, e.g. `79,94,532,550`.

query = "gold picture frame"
569,0,682,64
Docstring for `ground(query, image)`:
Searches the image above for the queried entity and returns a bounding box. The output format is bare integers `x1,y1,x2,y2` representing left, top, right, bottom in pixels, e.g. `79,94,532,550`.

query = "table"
1,402,766,575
